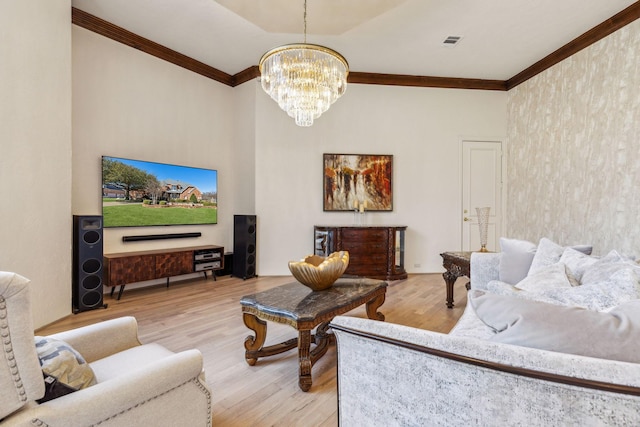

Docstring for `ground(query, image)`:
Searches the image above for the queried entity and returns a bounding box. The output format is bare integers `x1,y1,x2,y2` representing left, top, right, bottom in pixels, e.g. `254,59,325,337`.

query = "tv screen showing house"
102,156,218,227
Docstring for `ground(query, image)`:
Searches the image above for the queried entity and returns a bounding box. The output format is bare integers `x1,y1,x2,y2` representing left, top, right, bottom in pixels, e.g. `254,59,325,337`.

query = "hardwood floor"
37,273,468,426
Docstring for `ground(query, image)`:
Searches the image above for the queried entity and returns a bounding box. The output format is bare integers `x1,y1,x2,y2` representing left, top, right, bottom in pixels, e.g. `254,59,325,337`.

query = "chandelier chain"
303,0,307,44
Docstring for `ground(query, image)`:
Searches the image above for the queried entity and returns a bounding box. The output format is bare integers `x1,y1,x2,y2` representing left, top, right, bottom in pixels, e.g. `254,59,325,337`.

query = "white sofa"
331,239,640,426
0,271,212,426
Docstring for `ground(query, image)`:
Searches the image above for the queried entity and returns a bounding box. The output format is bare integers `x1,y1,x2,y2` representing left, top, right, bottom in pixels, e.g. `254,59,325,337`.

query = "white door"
462,140,503,252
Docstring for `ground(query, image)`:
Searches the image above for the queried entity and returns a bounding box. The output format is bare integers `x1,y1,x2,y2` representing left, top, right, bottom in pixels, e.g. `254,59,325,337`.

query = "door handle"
464,217,471,221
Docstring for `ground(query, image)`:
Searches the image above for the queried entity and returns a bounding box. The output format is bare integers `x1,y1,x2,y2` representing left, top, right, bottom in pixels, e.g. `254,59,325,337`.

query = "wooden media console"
104,245,224,300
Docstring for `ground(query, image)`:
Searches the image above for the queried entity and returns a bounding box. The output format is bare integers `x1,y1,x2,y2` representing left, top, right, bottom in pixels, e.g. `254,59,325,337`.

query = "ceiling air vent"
442,35,463,47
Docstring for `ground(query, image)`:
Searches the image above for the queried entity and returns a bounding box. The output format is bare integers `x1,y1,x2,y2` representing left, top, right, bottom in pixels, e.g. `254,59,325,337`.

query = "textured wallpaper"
506,19,640,256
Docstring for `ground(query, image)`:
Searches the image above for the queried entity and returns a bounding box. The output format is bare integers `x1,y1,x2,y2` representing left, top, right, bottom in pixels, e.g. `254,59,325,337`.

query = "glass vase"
475,207,491,252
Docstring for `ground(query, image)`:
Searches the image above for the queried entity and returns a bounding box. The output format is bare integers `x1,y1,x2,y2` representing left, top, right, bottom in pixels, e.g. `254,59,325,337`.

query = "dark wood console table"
314,225,407,281
440,251,472,309
104,245,224,300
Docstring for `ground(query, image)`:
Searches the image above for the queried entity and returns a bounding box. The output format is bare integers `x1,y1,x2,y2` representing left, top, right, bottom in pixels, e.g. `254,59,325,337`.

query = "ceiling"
71,0,638,82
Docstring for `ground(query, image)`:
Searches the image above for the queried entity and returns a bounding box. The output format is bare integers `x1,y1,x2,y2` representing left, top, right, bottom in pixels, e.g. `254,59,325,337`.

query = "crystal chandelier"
259,0,349,127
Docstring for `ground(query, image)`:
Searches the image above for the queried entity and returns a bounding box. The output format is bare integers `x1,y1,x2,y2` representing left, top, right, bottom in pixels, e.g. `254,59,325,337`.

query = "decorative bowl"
288,251,349,291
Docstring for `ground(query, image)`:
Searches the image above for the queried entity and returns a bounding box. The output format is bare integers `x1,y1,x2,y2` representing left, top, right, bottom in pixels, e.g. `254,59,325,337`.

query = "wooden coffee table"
240,277,387,391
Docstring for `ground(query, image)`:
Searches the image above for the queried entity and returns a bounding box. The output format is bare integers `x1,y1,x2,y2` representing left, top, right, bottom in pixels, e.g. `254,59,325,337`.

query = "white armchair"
0,272,212,426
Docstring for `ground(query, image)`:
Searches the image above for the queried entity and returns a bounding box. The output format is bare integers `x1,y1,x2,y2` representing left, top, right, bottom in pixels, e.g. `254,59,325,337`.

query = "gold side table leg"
243,312,267,366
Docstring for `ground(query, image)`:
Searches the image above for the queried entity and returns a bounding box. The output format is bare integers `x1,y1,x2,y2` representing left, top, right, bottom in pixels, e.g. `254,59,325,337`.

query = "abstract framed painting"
323,153,393,211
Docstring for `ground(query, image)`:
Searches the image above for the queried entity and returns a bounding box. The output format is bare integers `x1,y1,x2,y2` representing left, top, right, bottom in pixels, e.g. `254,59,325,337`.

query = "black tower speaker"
73,215,106,313
233,215,257,280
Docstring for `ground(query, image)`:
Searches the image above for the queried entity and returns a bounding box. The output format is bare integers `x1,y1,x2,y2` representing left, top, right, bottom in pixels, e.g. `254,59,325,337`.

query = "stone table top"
240,277,388,327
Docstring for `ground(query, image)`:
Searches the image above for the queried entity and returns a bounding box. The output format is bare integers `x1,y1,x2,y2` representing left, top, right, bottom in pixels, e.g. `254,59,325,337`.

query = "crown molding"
72,5,640,91
348,72,507,91
231,66,260,87
228,66,508,90
507,2,640,89
71,8,233,86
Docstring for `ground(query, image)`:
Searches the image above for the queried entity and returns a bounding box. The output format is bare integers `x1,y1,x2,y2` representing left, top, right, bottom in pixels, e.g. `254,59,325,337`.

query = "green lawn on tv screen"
103,204,217,227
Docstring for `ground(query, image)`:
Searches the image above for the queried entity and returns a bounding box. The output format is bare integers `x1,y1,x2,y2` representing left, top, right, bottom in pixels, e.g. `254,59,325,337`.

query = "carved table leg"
298,329,313,392
443,270,458,309
309,322,334,366
243,312,267,366
365,292,386,321
441,252,472,309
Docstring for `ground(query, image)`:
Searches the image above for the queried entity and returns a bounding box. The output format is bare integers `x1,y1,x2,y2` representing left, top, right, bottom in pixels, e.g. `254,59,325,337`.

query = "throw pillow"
528,238,593,276
581,250,640,287
34,336,97,391
558,247,599,282
539,268,640,311
498,238,537,285
514,263,579,292
498,268,640,311
37,372,78,404
469,290,640,363
486,280,560,306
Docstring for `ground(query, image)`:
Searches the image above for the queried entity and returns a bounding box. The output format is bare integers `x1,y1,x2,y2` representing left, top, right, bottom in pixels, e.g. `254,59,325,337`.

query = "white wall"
72,26,507,280
254,82,507,275
230,81,257,215
72,27,240,262
506,19,640,256
0,0,72,328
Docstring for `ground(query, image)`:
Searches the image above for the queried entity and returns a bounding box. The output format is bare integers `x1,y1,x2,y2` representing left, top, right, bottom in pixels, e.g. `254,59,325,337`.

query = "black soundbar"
122,232,201,242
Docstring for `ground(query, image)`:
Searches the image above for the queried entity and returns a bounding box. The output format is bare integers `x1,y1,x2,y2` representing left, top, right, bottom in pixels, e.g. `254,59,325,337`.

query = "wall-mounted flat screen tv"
102,156,218,228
